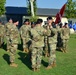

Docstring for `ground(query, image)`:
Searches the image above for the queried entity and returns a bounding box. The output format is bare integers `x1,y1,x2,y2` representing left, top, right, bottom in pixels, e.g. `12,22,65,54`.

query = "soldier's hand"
44,29,47,33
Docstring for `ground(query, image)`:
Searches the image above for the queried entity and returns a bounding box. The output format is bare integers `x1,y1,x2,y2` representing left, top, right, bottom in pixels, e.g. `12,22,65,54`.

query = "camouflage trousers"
23,39,28,48
48,43,56,65
62,39,69,51
22,38,28,49
31,47,43,69
57,37,63,48
6,36,11,50
0,36,4,47
9,44,18,63
44,36,49,56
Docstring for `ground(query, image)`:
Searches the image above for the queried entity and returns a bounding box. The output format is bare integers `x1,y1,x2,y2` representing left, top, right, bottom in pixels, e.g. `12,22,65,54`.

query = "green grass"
0,34,76,75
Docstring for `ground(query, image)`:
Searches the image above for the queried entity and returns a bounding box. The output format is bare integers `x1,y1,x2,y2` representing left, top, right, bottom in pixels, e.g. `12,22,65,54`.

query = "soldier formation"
0,16,70,71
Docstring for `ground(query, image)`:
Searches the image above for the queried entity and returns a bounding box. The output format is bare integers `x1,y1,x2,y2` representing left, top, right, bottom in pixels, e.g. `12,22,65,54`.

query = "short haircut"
47,16,52,20
24,19,29,23
36,19,43,24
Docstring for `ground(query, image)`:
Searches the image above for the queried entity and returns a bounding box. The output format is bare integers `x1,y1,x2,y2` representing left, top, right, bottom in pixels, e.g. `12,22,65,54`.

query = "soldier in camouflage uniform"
44,33,49,57
0,20,5,47
61,23,70,53
56,22,63,52
20,19,31,53
5,19,13,52
43,23,50,57
46,16,57,69
6,20,19,67
31,22,36,28
30,19,47,71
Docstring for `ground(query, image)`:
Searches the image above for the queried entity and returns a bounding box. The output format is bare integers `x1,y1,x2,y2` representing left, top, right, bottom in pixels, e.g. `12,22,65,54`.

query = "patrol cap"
36,19,43,24
13,19,18,23
47,16,53,20
31,22,36,25
9,18,12,20
24,19,29,23
59,22,63,25
64,22,68,25
59,22,63,28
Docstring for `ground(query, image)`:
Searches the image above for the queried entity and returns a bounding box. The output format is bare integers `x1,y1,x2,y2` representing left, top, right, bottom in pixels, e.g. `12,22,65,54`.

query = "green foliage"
0,0,6,16
0,34,76,75
73,0,76,8
26,0,37,22
30,16,38,22
27,0,37,16
33,0,37,16
65,0,76,18
27,0,31,15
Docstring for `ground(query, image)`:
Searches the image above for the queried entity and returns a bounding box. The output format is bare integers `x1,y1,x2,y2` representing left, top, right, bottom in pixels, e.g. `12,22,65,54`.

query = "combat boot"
47,53,50,57
23,49,25,52
45,53,48,57
23,48,29,53
32,68,36,72
7,50,10,52
36,68,40,71
52,61,56,67
64,49,67,53
46,65,52,70
45,53,50,57
25,48,29,53
60,48,64,53
10,62,18,67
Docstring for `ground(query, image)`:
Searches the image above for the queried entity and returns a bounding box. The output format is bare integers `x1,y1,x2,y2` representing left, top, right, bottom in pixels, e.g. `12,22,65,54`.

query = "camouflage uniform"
61,28,70,53
46,27,57,69
20,25,31,52
0,24,5,47
5,22,13,51
6,23,19,66
43,25,49,57
30,25,45,71
56,25,63,51
44,35,49,57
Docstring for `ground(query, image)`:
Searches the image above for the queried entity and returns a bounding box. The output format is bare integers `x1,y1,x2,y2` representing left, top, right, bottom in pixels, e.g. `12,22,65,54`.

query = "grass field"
0,34,76,75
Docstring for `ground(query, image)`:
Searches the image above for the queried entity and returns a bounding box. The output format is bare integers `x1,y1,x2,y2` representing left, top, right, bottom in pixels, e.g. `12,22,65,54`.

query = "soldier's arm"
19,26,23,39
42,26,51,36
61,28,64,39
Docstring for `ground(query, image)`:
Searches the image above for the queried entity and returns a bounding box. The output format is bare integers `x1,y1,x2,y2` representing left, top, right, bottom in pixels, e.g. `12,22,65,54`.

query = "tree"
65,0,76,18
73,0,76,9
0,0,6,16
27,0,37,17
27,0,38,22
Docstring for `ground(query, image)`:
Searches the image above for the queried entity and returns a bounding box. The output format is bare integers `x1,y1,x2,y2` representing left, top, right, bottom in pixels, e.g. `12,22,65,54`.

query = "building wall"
61,17,68,25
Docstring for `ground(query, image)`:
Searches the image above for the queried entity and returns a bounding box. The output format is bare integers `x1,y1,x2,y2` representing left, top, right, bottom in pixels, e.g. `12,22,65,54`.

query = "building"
1,6,68,28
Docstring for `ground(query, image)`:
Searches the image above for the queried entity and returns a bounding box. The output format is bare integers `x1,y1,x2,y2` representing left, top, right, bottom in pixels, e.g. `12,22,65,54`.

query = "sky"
5,0,67,9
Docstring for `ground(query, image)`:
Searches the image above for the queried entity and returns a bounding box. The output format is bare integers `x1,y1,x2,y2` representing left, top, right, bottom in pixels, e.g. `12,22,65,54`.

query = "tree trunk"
30,0,35,17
